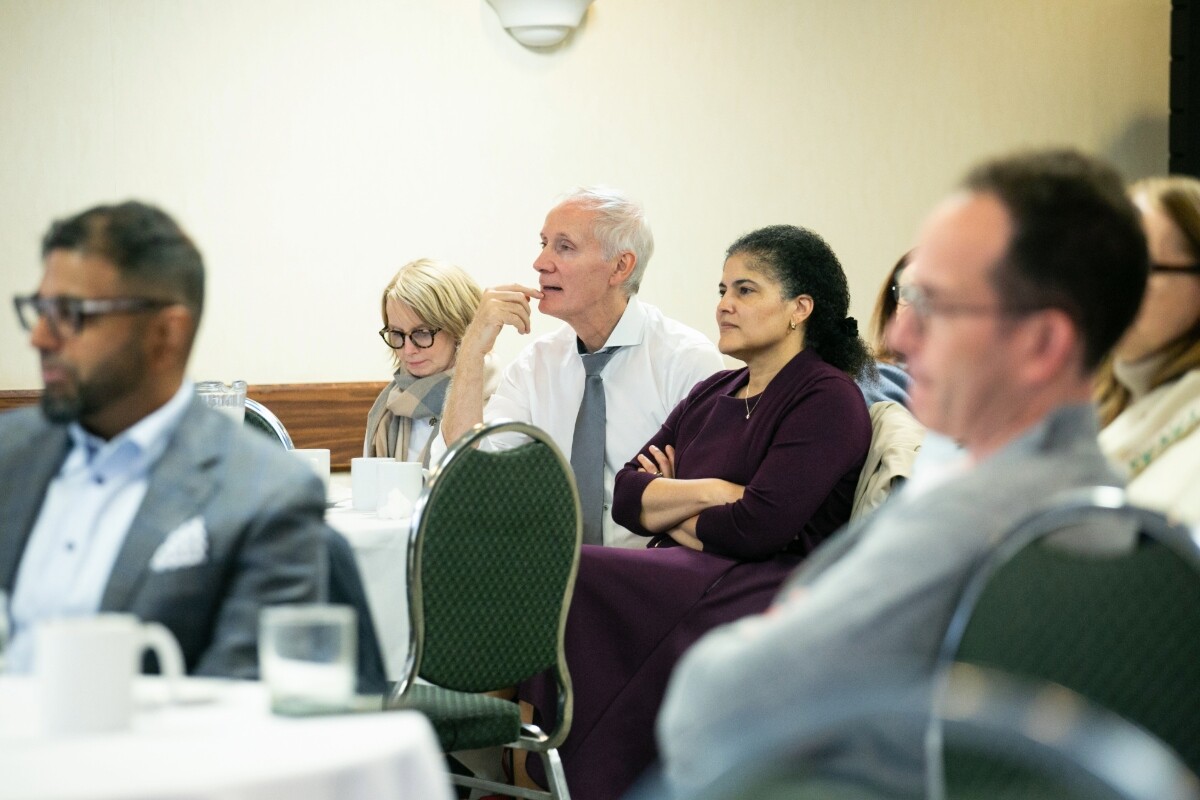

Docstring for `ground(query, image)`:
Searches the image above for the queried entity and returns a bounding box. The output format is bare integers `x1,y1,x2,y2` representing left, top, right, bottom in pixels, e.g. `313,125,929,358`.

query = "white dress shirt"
7,380,195,672
405,418,436,463
434,297,723,547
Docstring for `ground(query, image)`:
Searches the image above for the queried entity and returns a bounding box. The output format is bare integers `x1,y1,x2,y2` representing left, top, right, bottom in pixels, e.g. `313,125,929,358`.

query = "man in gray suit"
1,201,327,679
654,150,1150,795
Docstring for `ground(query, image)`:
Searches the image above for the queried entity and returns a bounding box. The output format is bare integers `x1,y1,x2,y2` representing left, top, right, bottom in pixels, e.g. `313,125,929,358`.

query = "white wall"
0,0,1168,388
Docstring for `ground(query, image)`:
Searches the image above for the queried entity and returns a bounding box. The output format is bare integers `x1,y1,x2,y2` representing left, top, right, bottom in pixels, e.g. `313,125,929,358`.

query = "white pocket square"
150,516,209,572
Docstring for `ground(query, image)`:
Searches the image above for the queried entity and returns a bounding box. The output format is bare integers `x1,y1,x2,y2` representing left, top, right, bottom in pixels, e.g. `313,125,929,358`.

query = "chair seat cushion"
396,683,521,751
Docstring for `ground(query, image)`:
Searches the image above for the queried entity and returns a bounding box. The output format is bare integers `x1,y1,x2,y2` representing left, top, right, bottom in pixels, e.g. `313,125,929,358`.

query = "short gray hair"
559,186,654,295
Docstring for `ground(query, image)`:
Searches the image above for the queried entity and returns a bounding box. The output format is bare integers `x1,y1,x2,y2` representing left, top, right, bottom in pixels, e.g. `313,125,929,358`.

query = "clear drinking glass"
259,605,356,715
195,380,247,424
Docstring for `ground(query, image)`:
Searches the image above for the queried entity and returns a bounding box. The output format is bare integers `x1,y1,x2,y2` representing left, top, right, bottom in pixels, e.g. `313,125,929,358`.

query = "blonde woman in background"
858,250,912,405
364,259,497,466
1096,176,1200,523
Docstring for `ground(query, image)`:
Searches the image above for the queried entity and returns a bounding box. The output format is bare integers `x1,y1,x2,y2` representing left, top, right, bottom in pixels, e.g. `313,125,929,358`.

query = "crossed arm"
614,371,871,560
630,444,745,551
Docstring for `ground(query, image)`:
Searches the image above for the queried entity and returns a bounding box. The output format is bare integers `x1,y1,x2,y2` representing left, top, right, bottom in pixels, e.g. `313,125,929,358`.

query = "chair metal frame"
389,419,582,800
243,397,294,449
937,485,1200,663
935,665,1200,800
931,485,1200,797
685,664,1200,800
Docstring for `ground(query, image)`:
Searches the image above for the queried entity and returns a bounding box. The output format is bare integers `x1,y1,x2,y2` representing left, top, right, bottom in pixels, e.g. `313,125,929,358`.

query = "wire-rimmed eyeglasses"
13,294,176,337
890,284,1040,324
378,327,441,350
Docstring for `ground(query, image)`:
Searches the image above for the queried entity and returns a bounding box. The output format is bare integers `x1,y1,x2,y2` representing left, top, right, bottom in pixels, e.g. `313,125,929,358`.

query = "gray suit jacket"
656,404,1122,794
0,397,329,679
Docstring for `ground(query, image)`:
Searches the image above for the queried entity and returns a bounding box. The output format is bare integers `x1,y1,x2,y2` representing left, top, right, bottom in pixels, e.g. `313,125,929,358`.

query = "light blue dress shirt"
7,381,195,672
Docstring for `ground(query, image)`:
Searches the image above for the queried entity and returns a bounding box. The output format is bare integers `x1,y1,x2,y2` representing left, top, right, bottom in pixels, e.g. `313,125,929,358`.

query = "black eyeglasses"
378,327,441,350
13,294,176,337
1150,263,1200,275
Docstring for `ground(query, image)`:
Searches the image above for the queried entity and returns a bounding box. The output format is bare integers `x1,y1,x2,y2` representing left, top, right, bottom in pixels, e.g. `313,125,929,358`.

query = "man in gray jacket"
655,149,1150,794
1,201,327,678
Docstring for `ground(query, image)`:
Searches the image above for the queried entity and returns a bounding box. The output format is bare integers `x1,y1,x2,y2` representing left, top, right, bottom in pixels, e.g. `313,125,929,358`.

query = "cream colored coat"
1099,367,1200,524
852,400,926,520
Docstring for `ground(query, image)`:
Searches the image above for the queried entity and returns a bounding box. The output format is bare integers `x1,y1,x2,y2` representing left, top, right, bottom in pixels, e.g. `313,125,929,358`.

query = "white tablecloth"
0,676,453,800
325,473,412,680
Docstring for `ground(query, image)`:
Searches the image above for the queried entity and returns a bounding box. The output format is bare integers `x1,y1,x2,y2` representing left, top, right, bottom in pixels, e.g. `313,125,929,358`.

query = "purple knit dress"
522,349,872,799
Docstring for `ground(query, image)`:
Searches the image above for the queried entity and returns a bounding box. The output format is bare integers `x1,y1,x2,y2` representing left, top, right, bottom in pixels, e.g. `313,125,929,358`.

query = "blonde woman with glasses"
1096,176,1200,523
364,259,497,466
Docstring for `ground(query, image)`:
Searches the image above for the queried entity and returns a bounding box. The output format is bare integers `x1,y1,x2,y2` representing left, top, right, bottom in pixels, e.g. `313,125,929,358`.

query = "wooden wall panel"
0,390,39,414
0,383,386,472
247,382,386,471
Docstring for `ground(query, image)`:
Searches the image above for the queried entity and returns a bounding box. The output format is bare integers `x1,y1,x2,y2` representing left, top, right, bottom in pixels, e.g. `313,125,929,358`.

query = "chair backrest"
935,664,1200,800
937,486,1200,775
851,400,925,520
397,420,581,740
684,664,1200,800
243,398,294,449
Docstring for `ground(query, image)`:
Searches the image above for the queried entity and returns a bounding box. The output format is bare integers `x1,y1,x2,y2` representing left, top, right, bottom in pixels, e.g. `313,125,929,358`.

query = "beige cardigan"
1100,367,1200,525
851,400,926,520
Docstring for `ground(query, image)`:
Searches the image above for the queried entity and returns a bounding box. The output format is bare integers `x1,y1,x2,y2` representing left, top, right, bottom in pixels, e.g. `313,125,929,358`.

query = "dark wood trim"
247,382,387,471
0,390,40,414
0,382,386,472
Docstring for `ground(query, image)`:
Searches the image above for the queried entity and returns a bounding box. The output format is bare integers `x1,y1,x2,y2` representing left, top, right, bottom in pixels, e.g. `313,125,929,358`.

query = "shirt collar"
979,403,1100,469
64,380,195,482
599,295,647,349
905,403,1101,501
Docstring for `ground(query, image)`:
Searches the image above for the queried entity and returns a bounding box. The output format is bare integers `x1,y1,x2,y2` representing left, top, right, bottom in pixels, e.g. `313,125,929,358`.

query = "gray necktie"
570,344,620,545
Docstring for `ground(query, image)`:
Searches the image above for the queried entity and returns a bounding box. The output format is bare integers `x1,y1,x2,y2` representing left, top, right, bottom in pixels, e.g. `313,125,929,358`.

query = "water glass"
259,605,356,715
196,380,247,424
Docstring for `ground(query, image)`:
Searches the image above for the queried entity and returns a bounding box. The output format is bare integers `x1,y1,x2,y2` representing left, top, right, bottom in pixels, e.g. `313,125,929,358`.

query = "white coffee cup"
351,457,393,511
290,448,331,491
376,461,425,509
35,614,185,737
259,604,356,715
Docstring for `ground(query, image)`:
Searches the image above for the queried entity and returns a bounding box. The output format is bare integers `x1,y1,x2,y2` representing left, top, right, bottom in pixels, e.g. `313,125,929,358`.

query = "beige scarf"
1100,363,1200,479
364,357,501,466
366,370,453,467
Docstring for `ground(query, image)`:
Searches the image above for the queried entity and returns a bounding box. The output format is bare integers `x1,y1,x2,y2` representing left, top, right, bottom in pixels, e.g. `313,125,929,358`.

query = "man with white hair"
438,187,723,547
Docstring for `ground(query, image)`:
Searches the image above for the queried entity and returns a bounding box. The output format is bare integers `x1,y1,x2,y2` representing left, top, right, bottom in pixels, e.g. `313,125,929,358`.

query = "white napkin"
377,488,414,520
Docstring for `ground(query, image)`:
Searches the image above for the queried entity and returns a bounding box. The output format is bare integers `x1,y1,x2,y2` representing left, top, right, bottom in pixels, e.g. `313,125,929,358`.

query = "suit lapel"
100,399,228,611
0,417,70,591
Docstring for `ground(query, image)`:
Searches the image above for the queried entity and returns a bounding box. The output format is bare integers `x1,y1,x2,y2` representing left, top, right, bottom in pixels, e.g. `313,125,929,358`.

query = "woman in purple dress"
520,225,873,799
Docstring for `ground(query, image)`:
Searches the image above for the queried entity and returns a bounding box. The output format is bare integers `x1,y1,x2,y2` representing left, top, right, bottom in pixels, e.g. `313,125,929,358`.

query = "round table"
325,473,412,680
0,676,453,800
